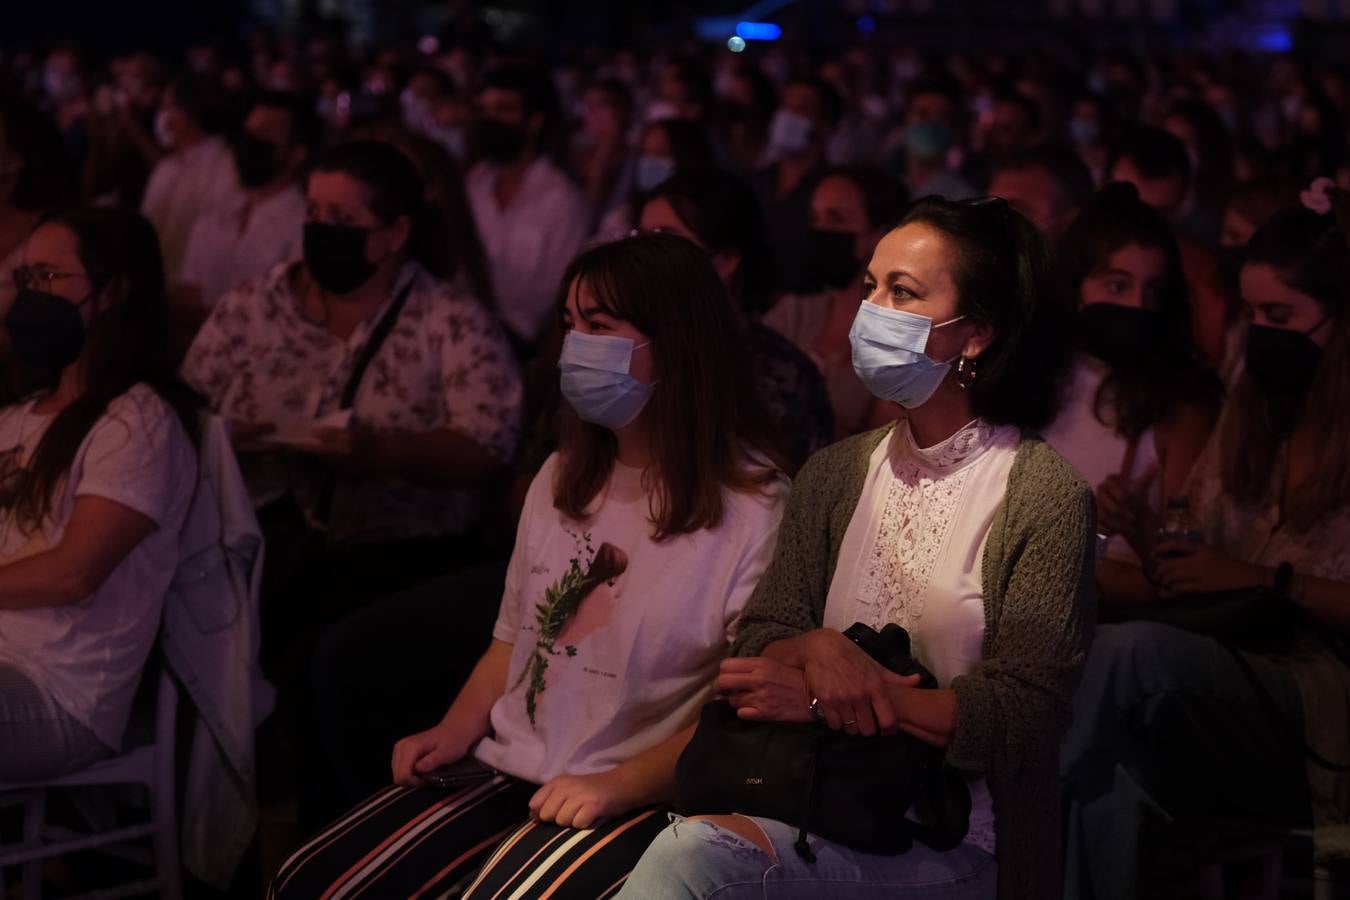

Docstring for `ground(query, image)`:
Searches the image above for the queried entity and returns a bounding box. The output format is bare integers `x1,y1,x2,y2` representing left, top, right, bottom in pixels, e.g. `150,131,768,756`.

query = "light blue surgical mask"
849,302,965,408
767,109,814,158
559,331,655,429
634,155,675,192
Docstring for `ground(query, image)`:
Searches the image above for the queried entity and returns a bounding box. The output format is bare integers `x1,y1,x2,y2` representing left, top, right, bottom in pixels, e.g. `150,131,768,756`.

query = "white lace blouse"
823,417,1021,855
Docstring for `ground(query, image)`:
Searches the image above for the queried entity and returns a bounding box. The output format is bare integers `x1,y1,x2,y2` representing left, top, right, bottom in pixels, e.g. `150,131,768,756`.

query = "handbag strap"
309,277,416,531
1224,643,1350,772
338,278,416,410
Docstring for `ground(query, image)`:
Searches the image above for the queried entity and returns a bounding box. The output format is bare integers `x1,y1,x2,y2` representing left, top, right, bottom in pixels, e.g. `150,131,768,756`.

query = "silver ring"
809,697,826,723
843,719,858,726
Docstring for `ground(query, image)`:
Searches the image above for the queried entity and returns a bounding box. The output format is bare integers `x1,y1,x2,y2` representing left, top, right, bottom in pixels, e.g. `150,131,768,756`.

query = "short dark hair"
906,75,962,111
0,97,79,211
310,140,446,273
165,74,231,134
819,165,910,230
480,61,562,124
994,89,1043,133
1113,126,1191,186
896,197,1069,430
787,77,844,127
644,170,776,315
249,89,321,149
664,56,714,119
992,143,1095,211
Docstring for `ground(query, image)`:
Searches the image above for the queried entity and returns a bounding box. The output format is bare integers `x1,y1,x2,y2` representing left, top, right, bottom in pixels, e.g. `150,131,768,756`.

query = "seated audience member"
1215,177,1298,382
140,75,241,282
893,77,979,201
0,209,197,779
0,98,80,336
619,197,1092,900
1062,200,1350,899
593,117,719,240
641,169,833,470
1163,99,1236,246
367,127,498,309
467,62,591,351
1111,127,1231,366
988,143,1095,244
1043,183,1221,605
181,140,523,664
752,78,842,293
764,165,909,437
270,233,789,899
571,78,636,222
177,91,319,320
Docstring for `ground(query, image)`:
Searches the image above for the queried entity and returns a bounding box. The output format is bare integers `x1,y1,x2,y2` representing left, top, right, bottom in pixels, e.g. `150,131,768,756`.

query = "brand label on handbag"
745,777,764,785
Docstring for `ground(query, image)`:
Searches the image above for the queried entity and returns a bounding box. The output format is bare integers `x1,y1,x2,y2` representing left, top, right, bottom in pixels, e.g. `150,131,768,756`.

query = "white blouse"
823,417,1020,855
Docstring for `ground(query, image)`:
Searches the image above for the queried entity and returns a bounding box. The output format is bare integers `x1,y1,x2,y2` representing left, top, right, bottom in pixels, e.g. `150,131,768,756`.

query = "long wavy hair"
1056,182,1221,438
552,232,787,540
1224,205,1350,532
3,209,198,531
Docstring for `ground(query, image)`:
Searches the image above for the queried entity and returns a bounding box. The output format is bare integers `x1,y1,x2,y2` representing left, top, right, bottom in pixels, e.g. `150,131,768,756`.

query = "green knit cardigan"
732,424,1097,900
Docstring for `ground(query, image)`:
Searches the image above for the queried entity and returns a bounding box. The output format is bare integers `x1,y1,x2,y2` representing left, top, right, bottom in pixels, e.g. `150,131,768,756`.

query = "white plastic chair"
0,662,183,900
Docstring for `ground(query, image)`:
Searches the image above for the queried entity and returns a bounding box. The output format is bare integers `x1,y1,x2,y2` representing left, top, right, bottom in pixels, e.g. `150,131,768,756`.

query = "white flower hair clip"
1300,176,1336,215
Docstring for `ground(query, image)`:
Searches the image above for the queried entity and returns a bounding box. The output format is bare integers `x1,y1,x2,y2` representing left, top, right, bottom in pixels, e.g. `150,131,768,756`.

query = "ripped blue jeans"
615,814,996,899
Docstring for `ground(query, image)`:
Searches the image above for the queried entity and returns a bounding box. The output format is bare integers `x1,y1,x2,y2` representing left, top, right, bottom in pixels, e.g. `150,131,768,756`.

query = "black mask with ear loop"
4,287,95,372
303,222,381,294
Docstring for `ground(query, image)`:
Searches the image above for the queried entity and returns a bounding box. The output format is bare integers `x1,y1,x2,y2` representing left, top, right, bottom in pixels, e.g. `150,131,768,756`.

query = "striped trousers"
269,774,670,900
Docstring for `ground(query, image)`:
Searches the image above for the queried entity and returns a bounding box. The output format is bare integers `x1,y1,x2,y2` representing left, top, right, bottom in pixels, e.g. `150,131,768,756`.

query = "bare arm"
883,684,957,748
0,496,155,610
391,639,513,785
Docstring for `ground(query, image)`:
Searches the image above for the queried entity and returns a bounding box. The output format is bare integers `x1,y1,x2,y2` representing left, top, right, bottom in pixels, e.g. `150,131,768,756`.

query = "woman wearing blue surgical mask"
591,118,718,242
271,232,790,900
618,198,1092,900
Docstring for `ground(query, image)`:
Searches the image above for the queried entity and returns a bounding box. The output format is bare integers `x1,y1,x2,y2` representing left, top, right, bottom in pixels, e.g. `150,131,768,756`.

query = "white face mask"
766,109,814,159
849,302,966,408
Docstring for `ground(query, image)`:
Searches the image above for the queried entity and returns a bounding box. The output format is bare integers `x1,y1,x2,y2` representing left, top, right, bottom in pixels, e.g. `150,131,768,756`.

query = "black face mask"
4,288,88,371
1075,303,1166,369
233,132,281,188
303,222,377,294
803,228,861,292
1245,323,1324,396
477,118,526,162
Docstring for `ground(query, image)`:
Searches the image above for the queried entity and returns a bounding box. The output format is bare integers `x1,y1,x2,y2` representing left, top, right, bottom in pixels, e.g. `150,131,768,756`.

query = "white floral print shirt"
183,260,523,542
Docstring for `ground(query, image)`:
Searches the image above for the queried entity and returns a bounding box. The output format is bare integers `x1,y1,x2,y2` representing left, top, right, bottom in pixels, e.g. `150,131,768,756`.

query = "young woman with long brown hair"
270,232,789,899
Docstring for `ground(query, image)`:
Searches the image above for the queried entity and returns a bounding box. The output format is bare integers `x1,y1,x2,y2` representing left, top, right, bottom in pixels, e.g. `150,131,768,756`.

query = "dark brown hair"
1224,205,1350,531
553,232,785,540
5,209,198,531
1056,182,1221,438
896,196,1070,430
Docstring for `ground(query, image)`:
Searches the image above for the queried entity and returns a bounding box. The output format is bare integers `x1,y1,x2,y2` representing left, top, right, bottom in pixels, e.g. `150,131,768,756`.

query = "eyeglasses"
12,265,87,292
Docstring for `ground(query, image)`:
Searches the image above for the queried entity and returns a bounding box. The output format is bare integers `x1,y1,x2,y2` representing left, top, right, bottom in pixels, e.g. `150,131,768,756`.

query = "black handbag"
1101,586,1300,654
674,623,971,862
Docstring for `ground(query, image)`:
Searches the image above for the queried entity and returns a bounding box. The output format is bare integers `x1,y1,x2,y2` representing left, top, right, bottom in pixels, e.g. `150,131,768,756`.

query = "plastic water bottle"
1154,496,1203,559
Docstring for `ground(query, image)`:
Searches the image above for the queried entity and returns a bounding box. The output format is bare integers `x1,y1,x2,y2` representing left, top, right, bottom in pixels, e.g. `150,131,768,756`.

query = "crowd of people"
0,23,1348,900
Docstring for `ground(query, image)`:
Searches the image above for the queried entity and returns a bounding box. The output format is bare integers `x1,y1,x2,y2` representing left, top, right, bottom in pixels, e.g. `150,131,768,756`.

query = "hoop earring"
956,356,978,389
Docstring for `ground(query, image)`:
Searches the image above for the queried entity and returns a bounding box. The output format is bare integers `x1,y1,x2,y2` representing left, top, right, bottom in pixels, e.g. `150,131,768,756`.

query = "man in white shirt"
177,92,315,317
140,76,241,283
467,64,591,349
